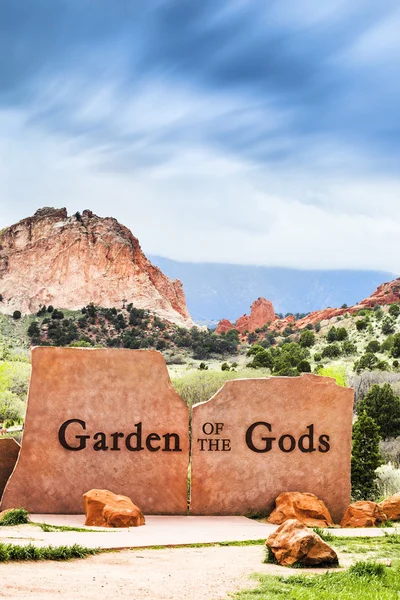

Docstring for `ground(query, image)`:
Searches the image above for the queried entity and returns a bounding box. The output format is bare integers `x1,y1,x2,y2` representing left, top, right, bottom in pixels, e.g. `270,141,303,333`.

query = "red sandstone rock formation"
268,492,334,527
216,297,276,334
216,278,400,336
379,493,400,521
84,489,145,528
0,207,194,327
266,519,338,567
340,501,387,528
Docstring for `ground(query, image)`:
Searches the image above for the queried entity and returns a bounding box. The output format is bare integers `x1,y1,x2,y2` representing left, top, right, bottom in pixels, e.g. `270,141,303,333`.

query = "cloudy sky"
0,1,399,272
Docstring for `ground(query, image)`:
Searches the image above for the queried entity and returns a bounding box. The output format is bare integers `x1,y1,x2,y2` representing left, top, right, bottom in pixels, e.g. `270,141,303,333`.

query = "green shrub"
297,360,311,373
354,352,378,373
299,330,315,348
336,327,348,341
356,319,368,331
313,353,322,362
351,412,383,500
0,391,25,422
391,333,400,358
366,340,381,353
356,383,400,439
348,561,386,578
318,366,347,386
0,508,29,526
12,311,21,320
0,542,98,562
321,343,341,359
382,318,395,335
342,341,357,356
389,304,400,318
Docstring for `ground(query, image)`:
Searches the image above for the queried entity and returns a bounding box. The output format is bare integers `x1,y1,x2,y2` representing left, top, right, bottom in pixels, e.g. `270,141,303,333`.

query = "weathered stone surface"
266,518,338,567
215,319,235,335
340,501,387,528
190,374,353,522
84,489,145,528
379,493,400,521
268,492,334,527
0,438,20,502
0,208,194,327
216,298,276,335
1,347,189,514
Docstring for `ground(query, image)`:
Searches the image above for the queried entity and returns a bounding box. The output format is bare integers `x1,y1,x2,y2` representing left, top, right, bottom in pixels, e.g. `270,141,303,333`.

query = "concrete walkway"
0,515,397,550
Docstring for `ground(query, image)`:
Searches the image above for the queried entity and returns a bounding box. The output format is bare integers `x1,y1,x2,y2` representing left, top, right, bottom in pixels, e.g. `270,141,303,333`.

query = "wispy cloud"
0,0,399,272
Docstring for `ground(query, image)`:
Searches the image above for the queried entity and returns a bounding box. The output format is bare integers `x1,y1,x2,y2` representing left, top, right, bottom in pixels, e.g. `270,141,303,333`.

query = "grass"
0,542,99,562
234,561,400,599
36,523,106,533
312,527,335,542
0,508,29,526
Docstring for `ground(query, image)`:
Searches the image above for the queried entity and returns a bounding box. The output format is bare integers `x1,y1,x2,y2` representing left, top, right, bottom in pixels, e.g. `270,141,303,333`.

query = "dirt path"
0,546,267,600
0,545,348,600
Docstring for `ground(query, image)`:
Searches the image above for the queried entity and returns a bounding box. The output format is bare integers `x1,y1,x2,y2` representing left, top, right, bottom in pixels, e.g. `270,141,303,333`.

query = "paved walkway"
0,515,397,550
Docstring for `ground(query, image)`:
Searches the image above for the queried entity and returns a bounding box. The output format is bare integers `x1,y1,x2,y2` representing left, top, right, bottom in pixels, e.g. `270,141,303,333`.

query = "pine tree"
356,383,400,439
351,412,383,501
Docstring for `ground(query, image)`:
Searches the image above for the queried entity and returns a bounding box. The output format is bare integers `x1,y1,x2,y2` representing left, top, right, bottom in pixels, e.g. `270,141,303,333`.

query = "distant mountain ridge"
149,255,397,324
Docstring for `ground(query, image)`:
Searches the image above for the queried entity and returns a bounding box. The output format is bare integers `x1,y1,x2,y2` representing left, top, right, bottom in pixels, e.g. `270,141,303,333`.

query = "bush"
336,327,348,341
299,330,315,348
354,352,378,373
342,340,357,356
356,384,400,439
198,362,208,371
314,353,322,362
376,464,400,498
321,343,341,359
382,318,395,335
12,311,21,320
0,391,25,422
326,327,338,342
314,322,321,332
356,319,368,331
389,304,400,318
249,349,273,369
221,362,230,371
391,334,400,359
172,368,271,407
27,321,40,338
318,366,347,386
366,340,381,354
351,412,383,500
0,508,29,526
47,305,54,313
297,360,311,373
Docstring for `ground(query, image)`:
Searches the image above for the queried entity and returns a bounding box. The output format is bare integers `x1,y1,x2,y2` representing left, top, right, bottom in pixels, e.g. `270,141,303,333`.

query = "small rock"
266,518,338,567
340,501,387,528
84,489,145,528
268,491,334,527
376,558,392,567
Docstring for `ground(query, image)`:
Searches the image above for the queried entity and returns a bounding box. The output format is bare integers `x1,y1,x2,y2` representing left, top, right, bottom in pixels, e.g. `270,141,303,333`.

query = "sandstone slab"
190,374,353,522
268,491,334,527
1,348,189,514
266,518,338,567
84,489,145,527
379,493,400,521
0,438,20,502
341,501,387,528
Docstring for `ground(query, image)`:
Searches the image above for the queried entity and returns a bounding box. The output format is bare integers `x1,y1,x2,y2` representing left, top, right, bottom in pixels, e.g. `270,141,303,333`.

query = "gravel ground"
0,545,348,600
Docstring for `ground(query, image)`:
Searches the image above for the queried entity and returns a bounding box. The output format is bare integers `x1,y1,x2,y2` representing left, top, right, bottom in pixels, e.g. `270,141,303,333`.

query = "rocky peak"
216,297,276,334
0,208,195,328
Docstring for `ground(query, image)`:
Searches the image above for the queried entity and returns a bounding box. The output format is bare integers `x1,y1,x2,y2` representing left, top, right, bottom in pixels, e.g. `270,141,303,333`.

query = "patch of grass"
264,545,277,565
0,508,29,526
0,542,99,562
312,527,335,542
234,562,399,599
37,523,105,533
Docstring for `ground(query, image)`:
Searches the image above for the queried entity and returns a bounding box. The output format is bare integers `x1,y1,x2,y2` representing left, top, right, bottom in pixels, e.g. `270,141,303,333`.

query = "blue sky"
0,1,399,272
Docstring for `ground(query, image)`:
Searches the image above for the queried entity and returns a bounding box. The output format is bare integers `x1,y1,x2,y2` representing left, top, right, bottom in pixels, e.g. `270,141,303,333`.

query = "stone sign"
190,374,353,522
1,347,189,514
0,438,20,501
